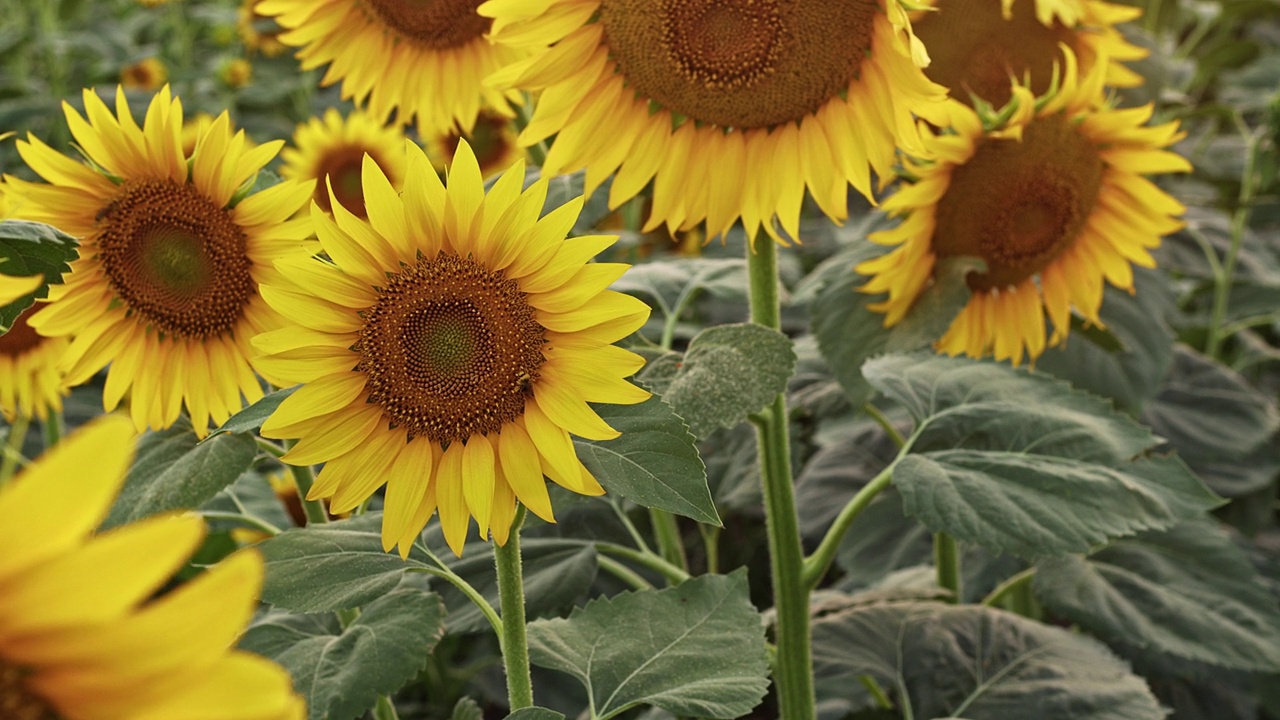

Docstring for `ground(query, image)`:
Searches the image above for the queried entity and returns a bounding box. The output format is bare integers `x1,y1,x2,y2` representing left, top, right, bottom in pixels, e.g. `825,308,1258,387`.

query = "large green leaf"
101,421,258,530
611,258,748,318
0,219,78,330
895,452,1223,559
1035,519,1280,672
811,601,1164,720
527,571,769,719
639,323,796,438
574,397,717,525
240,583,445,720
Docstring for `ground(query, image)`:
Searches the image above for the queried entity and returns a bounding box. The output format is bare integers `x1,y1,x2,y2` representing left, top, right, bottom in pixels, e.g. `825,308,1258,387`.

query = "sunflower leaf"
526,571,770,720
208,385,299,438
575,396,717,525
0,219,78,331
240,583,445,720
811,601,1165,720
1034,518,1280,672
504,709,566,720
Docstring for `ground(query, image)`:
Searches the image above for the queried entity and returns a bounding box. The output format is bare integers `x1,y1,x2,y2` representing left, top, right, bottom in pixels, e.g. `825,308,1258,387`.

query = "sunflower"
4,86,314,437
425,108,525,179
238,0,289,57
120,57,168,92
280,107,408,219
257,0,524,136
0,415,305,720
480,0,947,244
0,307,68,424
254,140,651,556
911,0,1148,108
856,52,1190,367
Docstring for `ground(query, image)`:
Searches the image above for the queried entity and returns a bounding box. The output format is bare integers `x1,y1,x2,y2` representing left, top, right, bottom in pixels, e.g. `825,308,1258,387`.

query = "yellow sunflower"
257,0,524,136
0,307,68,423
857,52,1190,367
239,0,289,57
480,0,948,245
4,86,314,437
912,0,1148,108
254,140,651,556
0,415,305,720
425,108,525,179
281,107,408,219
120,57,168,92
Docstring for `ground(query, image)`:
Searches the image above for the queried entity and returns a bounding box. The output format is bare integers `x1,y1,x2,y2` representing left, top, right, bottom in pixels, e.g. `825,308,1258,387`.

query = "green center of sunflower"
932,114,1105,290
0,661,58,720
599,0,876,129
96,179,255,340
355,253,547,444
364,0,491,50
912,0,1077,108
439,111,512,175
0,310,44,358
316,146,376,218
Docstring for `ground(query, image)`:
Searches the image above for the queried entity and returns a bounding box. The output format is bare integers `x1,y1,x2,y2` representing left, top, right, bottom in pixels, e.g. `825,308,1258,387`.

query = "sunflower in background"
4,86,314,437
0,415,304,720
120,57,168,93
912,0,1148,108
257,0,524,137
238,0,288,57
254,141,651,556
425,108,525,179
857,51,1190,367
480,0,948,245
281,107,408,218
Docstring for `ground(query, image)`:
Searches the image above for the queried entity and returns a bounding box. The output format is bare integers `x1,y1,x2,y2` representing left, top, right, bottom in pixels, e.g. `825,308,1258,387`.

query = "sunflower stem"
1205,122,1264,359
649,508,689,572
934,532,962,603
283,444,329,525
745,233,816,720
802,463,895,590
597,555,654,591
594,542,691,585
372,695,400,720
495,504,534,711
981,568,1037,608
41,411,63,450
0,415,32,487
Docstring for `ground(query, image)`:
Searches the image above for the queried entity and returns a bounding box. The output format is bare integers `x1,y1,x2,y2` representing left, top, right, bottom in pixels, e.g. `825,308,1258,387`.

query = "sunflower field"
0,0,1278,718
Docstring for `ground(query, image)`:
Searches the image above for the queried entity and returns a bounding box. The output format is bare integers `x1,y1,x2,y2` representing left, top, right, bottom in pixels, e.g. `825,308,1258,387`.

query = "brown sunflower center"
315,146,377,218
0,661,58,720
913,0,1077,108
439,112,513,174
96,179,255,340
0,310,44,358
355,253,546,444
599,0,876,129
364,0,491,50
932,114,1104,290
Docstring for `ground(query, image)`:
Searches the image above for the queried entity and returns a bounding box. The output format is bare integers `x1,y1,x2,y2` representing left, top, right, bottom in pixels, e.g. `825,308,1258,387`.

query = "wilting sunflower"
425,108,524,179
4,86,314,437
258,0,524,136
480,0,947,244
857,52,1190,366
912,0,1147,108
120,57,168,92
254,140,651,556
0,415,305,720
238,0,289,57
281,108,408,219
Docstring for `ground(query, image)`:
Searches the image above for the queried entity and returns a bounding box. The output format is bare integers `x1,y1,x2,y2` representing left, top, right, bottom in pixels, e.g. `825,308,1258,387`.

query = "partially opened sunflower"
480,0,948,244
254,140,650,557
0,415,304,720
281,107,408,219
4,86,314,437
857,51,1190,366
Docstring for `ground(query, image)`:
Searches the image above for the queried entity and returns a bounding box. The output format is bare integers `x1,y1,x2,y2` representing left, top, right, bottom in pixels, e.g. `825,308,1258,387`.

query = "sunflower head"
856,51,1190,366
426,108,525,179
281,108,408,219
120,57,169,92
238,0,289,57
219,58,254,88
255,139,651,557
0,306,69,423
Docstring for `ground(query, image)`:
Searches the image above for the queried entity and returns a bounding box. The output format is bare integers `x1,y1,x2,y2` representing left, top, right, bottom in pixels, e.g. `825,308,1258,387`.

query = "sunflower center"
0,661,58,720
932,114,1104,290
599,0,876,129
0,310,44,358
97,179,255,340
316,146,375,218
356,253,546,444
364,0,491,50
440,112,512,173
912,0,1077,108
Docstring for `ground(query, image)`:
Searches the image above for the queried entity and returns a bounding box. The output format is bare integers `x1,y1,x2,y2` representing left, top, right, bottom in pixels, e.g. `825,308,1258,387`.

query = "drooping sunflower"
0,415,305,720
4,86,314,437
238,0,289,57
280,107,408,219
857,52,1190,367
257,0,524,136
911,0,1148,108
425,108,525,179
254,140,651,556
480,0,948,244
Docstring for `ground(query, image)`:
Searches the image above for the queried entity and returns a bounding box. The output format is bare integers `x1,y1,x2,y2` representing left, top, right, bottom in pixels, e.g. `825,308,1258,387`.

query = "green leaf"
240,584,445,720
451,697,483,720
0,219,78,330
812,601,1164,720
209,386,298,438
895,452,1223,559
101,421,258,530
574,397,717,525
639,322,795,437
612,258,748,317
527,571,769,719
1034,519,1280,672
505,709,566,720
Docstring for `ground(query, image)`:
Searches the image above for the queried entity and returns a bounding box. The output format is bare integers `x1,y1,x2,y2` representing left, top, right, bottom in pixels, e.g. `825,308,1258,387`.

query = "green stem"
595,542,690,585
597,555,654,591
746,234,815,720
495,505,534,711
610,500,656,555
409,563,503,638
699,524,721,575
649,508,689,572
981,568,1036,608
1206,124,1264,359
372,695,400,720
287,461,330,525
200,511,283,536
859,675,894,711
802,464,895,589
934,532,962,603
0,415,32,486
863,403,905,448
41,411,63,450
